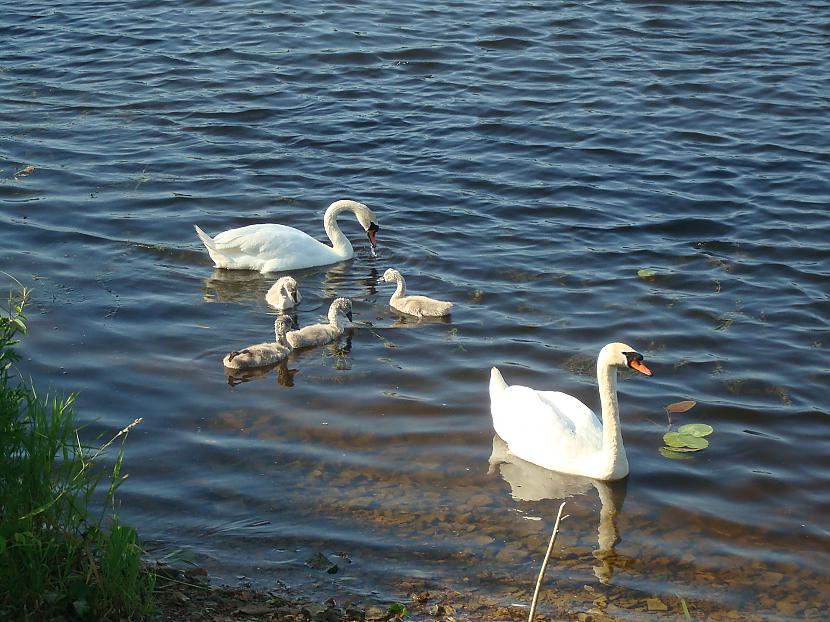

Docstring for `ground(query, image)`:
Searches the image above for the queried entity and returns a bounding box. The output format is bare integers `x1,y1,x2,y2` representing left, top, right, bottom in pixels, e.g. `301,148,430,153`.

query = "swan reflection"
225,359,298,387
488,434,627,584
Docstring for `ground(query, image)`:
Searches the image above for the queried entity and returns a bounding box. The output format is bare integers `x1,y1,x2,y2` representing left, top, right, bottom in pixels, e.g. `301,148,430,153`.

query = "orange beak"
630,359,653,376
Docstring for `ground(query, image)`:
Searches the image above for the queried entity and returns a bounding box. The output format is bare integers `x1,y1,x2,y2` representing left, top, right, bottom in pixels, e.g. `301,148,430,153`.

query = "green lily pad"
665,400,696,414
661,445,704,453
680,435,709,449
659,447,694,460
638,268,657,278
678,423,713,437
663,432,710,449
663,432,688,447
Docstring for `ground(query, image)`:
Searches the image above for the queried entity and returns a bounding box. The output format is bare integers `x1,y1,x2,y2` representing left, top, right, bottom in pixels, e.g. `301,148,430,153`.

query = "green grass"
0,281,154,620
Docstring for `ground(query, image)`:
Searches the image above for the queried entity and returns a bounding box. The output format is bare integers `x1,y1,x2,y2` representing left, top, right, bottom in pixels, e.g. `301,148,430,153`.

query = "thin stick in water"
528,501,567,622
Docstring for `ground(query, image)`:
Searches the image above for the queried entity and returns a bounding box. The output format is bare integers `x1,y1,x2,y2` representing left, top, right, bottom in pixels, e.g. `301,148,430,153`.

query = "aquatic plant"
659,400,714,458
0,280,154,620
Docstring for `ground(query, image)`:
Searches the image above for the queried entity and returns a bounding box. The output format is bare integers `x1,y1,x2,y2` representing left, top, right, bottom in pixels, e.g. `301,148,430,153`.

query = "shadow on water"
225,359,299,388
488,434,628,585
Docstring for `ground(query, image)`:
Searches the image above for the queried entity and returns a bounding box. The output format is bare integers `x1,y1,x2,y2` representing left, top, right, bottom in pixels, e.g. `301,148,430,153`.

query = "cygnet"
381,268,452,317
223,316,293,369
265,276,301,310
286,297,352,349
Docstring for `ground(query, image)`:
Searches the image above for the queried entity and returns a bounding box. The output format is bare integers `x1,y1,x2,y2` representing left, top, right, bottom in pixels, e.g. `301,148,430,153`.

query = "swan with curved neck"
286,297,352,349
489,342,652,481
194,199,380,273
265,276,301,310
223,316,293,370
381,268,453,317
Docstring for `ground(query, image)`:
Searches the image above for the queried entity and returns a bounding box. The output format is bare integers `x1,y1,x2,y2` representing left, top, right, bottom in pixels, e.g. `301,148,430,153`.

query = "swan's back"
490,369,603,473
392,295,453,318
223,341,290,369
200,224,342,273
286,324,340,349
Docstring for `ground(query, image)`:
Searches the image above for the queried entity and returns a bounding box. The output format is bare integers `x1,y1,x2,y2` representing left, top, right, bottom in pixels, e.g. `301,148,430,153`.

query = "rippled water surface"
2,1,829,619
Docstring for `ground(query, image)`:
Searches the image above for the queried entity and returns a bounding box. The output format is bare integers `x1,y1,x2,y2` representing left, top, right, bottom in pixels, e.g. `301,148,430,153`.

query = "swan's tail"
489,366,508,399
193,225,216,251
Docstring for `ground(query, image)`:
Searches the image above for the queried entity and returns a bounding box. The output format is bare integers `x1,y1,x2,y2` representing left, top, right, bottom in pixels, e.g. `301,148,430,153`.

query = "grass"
0,281,154,620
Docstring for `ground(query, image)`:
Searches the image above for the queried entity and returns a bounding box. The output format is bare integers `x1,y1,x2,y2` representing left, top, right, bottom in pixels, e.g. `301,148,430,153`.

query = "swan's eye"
623,351,653,376
368,222,380,232
623,351,642,364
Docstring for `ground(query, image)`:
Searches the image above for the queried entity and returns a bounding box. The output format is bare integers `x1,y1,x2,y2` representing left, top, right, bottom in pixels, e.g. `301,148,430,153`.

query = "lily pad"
637,268,657,278
665,400,696,414
663,432,709,450
663,432,688,447
680,435,709,449
678,423,713,437
662,445,705,453
659,447,694,460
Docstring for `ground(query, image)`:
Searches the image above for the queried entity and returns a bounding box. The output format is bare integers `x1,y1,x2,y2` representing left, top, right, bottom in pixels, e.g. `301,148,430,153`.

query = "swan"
265,276,301,310
381,268,453,317
286,297,352,349
194,199,380,273
222,316,293,369
489,342,652,481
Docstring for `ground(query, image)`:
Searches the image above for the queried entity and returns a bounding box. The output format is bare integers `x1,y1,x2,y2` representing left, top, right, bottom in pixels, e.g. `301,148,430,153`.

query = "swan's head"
330,297,353,322
275,276,301,304
274,316,293,339
353,202,380,249
602,342,653,376
381,268,401,283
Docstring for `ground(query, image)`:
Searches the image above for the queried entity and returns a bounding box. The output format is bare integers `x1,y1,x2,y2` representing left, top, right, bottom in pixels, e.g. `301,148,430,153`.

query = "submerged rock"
305,551,339,574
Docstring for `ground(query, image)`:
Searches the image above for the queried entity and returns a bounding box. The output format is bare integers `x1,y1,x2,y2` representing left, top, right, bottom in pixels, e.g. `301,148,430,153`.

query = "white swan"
286,297,352,349
489,342,652,481
194,199,380,273
265,276,301,310
222,316,293,369
381,268,453,318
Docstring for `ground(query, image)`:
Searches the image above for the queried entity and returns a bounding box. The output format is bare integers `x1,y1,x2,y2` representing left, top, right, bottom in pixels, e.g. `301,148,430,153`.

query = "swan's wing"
492,385,603,468
213,224,326,258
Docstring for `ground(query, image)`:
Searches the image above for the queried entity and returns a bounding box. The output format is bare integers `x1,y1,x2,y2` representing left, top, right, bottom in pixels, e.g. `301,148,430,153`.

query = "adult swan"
489,342,652,481
194,199,380,273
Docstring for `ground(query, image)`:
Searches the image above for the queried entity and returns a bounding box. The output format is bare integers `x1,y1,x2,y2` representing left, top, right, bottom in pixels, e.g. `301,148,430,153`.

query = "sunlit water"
2,1,828,619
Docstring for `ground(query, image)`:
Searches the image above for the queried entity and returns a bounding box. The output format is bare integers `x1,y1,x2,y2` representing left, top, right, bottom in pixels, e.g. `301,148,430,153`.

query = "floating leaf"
681,435,709,449
665,400,696,414
661,445,704,453
15,165,35,178
659,447,694,460
638,268,656,278
663,432,688,447
678,423,713,437
663,432,709,450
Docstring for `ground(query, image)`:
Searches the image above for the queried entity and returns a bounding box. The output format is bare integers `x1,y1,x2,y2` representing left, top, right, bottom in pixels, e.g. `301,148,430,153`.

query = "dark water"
2,1,829,619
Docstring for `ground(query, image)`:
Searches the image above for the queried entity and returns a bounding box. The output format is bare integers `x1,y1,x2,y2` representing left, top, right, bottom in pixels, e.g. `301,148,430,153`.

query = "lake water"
2,1,828,619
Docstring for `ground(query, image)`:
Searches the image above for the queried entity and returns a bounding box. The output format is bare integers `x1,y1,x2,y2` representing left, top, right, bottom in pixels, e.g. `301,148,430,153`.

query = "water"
2,1,829,619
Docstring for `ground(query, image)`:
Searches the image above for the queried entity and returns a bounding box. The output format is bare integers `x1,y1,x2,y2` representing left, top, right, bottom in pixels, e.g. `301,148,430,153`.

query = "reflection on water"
488,435,627,584
202,268,269,304
390,312,453,328
224,359,298,388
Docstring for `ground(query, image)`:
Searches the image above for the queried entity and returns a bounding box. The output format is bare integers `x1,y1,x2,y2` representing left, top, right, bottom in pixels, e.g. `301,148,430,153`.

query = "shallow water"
2,1,829,619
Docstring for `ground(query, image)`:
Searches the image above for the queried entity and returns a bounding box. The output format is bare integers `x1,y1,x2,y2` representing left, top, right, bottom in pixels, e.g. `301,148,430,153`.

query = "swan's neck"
328,307,346,331
275,325,289,347
323,200,359,256
390,273,406,301
597,357,628,479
